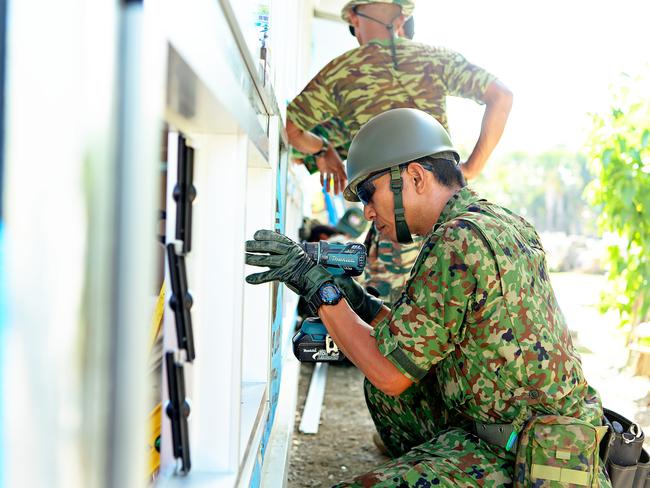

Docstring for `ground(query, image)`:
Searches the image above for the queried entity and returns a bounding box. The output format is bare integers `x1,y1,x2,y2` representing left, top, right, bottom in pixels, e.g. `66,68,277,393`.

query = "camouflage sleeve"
373,222,481,381
287,69,338,132
439,48,497,104
289,118,352,174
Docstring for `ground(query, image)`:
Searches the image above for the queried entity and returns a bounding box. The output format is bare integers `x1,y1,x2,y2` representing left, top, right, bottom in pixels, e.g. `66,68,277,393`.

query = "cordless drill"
299,241,366,276
292,241,367,362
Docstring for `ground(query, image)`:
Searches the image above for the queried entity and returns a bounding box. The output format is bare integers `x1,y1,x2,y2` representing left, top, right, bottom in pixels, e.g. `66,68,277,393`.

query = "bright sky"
310,0,650,158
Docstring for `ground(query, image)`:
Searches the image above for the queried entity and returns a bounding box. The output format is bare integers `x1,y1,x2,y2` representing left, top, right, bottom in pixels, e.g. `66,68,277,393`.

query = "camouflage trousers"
333,377,612,487
333,377,515,487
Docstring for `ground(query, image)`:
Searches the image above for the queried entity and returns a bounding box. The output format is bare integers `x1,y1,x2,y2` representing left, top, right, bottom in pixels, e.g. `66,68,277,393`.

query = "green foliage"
584,71,650,328
473,149,596,235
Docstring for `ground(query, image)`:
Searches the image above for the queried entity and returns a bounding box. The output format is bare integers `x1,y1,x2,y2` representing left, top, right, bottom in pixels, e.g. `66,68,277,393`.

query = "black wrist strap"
307,281,341,315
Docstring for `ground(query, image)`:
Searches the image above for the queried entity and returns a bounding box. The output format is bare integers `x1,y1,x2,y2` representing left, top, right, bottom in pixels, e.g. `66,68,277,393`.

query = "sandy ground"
287,272,650,487
287,363,386,487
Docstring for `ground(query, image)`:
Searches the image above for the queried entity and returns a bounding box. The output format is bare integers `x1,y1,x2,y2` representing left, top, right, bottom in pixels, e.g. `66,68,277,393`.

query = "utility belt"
601,408,649,488
473,408,649,487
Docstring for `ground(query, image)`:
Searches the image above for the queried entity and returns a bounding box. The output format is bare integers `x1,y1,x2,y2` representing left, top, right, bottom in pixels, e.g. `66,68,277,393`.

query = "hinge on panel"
173,134,196,254
165,352,191,474
166,243,195,362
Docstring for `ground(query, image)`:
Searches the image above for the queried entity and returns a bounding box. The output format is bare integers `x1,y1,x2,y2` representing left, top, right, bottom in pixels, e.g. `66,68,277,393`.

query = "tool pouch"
514,415,608,487
602,408,649,488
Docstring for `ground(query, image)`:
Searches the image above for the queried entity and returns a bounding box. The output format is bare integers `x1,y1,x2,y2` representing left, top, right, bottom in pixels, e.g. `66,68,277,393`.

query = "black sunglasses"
356,168,392,205
355,162,436,205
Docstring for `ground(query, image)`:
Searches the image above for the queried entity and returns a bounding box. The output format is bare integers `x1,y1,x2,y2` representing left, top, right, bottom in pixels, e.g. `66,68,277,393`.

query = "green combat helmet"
343,108,459,244
336,207,368,238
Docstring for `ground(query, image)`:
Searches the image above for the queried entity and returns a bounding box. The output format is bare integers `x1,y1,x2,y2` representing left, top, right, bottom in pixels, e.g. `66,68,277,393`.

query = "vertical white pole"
104,1,163,486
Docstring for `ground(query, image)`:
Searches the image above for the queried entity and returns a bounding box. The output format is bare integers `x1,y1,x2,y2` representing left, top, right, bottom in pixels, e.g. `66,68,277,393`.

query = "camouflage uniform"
362,227,421,304
287,38,496,302
334,187,609,487
287,39,494,136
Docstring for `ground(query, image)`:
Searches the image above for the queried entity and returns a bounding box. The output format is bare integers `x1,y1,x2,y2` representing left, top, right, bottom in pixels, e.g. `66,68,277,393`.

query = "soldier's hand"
245,230,332,298
316,147,347,195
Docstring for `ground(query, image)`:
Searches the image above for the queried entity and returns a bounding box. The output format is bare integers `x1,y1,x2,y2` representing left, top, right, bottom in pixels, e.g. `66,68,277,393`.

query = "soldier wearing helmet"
246,108,608,486
286,0,512,306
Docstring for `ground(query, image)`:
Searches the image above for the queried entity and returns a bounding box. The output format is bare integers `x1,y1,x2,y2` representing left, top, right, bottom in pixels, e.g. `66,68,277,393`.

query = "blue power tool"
293,240,367,362
292,317,346,362
299,241,366,276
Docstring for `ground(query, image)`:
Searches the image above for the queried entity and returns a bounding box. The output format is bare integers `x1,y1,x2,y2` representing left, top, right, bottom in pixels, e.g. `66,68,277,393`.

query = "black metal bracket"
173,135,196,254
166,243,195,361
165,352,191,474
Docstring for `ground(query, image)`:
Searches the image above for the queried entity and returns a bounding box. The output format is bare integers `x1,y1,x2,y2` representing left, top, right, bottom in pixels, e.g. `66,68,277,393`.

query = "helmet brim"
343,180,362,202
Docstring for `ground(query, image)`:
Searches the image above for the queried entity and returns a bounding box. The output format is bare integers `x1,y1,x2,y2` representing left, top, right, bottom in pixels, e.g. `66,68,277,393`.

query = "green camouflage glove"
245,230,332,300
332,275,384,324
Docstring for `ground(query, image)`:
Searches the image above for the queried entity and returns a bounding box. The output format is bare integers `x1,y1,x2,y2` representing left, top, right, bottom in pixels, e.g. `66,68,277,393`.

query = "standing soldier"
286,0,513,304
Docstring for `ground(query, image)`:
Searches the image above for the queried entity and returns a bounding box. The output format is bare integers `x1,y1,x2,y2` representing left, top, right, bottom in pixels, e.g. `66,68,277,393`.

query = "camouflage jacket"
373,187,603,426
361,227,422,304
287,38,496,137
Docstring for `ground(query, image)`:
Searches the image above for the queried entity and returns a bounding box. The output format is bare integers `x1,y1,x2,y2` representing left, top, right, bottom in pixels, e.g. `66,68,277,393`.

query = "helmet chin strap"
354,9,401,69
389,166,413,244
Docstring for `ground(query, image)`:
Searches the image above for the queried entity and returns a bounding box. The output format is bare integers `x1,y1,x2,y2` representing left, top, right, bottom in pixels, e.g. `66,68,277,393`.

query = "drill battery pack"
292,317,346,363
